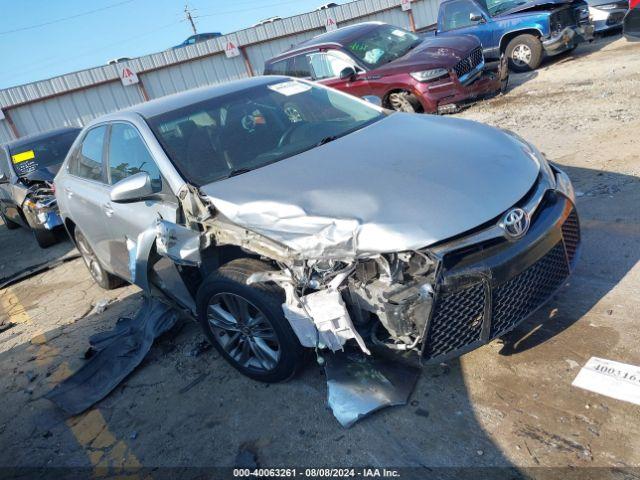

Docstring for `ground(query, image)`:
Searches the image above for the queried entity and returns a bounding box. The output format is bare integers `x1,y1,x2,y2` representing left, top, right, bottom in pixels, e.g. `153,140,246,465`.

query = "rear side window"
289,55,312,78
107,123,162,190
70,126,106,182
264,59,288,75
307,51,355,80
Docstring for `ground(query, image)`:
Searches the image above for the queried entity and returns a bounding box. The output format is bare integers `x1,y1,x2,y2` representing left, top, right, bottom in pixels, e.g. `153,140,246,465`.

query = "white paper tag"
572,357,640,406
268,81,311,96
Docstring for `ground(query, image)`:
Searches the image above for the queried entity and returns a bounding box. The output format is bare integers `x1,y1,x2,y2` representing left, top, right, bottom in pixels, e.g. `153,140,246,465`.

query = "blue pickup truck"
435,0,595,71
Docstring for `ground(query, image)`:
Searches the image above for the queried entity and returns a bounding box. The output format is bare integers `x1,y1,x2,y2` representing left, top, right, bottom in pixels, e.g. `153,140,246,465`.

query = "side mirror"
110,172,154,203
470,12,484,22
339,66,357,82
362,95,382,107
0,172,8,184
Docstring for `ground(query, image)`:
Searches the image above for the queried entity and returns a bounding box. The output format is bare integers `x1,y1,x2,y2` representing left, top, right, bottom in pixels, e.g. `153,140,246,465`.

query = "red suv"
264,22,508,114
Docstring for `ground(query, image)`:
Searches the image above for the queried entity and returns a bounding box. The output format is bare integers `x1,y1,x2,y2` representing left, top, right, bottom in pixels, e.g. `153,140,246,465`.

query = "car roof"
89,76,287,123
267,22,383,62
4,127,81,150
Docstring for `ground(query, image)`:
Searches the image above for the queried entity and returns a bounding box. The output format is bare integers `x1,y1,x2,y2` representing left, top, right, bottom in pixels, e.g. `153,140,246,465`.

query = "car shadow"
0,287,517,473
0,219,74,285
498,163,639,355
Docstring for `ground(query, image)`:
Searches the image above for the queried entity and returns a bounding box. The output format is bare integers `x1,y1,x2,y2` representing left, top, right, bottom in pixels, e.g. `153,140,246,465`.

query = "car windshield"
345,25,422,68
8,130,78,178
485,0,529,16
146,80,385,186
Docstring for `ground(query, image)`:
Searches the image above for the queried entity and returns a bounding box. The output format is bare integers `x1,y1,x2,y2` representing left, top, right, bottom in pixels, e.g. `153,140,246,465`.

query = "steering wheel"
277,121,307,148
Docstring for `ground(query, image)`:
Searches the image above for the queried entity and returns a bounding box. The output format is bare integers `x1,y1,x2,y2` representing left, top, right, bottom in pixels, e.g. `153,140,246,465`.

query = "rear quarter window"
265,59,288,75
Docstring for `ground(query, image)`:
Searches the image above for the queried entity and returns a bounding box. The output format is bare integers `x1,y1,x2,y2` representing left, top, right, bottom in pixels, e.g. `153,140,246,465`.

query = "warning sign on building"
325,12,338,31
118,66,139,86
401,0,412,11
225,41,240,58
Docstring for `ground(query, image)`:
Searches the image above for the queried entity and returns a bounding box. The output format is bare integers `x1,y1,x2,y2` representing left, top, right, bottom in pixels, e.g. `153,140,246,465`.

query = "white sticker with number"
572,357,640,406
268,81,312,96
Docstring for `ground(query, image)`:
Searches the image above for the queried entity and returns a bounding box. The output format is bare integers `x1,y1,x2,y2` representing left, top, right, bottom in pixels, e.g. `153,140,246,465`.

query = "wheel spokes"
206,293,281,372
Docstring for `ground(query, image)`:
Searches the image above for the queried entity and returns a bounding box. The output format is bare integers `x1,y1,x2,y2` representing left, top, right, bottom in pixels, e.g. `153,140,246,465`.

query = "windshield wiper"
316,135,339,146
226,167,253,178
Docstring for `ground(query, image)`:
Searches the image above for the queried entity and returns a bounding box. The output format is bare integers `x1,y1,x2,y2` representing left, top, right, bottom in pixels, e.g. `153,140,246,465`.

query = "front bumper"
543,24,595,53
590,7,627,31
419,186,580,363
414,66,504,114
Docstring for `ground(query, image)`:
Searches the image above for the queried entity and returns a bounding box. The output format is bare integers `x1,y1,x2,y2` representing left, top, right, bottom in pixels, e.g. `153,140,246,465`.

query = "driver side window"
307,51,356,80
442,0,477,30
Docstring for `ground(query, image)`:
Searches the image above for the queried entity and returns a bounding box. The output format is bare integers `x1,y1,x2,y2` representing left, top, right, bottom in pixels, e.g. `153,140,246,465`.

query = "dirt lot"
0,34,638,476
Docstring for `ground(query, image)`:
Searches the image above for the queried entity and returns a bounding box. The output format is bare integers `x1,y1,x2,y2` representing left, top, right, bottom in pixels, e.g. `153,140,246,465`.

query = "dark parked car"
435,0,595,72
55,77,580,382
173,32,222,49
624,1,640,39
0,127,80,247
264,22,508,114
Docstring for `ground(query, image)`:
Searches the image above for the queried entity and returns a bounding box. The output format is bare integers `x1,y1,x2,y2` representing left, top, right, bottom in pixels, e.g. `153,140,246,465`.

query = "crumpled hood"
374,35,479,73
201,113,540,259
498,0,574,15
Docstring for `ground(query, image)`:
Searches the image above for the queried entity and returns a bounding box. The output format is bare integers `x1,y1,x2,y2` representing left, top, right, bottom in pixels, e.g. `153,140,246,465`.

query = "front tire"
505,34,543,72
74,229,122,290
196,258,307,383
387,91,423,113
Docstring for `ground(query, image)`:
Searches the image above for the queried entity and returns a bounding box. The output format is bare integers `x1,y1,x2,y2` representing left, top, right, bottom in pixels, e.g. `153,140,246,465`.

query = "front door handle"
102,203,114,217
64,187,74,198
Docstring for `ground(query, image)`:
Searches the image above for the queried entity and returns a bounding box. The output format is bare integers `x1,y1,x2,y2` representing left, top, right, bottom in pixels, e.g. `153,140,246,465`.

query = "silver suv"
55,76,580,382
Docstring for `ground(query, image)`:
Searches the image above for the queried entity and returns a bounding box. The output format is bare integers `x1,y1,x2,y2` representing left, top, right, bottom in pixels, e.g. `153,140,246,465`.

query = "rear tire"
74,228,123,290
33,228,57,248
196,258,307,383
505,34,543,72
0,210,20,230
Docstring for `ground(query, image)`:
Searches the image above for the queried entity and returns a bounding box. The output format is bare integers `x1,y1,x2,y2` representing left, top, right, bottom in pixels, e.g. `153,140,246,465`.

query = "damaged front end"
192,170,580,366
20,180,63,231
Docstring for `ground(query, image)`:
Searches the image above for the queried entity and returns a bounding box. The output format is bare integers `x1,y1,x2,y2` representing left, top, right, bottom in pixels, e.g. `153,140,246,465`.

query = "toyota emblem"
501,208,530,239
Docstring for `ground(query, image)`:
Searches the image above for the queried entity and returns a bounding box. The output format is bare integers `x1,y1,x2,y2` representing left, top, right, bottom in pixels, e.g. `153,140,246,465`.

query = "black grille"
562,208,580,264
490,242,570,337
423,283,485,360
453,47,483,79
422,208,580,362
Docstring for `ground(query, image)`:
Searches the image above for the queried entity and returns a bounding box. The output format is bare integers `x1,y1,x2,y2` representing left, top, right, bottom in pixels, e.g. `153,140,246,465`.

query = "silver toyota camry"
54,76,580,382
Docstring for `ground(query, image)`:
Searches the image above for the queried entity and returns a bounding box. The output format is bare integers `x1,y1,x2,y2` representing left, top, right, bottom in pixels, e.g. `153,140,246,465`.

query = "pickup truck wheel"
75,229,123,290
0,210,19,230
33,228,57,248
196,258,307,383
387,91,423,113
505,34,543,72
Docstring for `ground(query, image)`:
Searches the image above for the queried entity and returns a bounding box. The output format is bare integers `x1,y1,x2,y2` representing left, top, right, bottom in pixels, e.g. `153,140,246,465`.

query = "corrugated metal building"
0,0,440,144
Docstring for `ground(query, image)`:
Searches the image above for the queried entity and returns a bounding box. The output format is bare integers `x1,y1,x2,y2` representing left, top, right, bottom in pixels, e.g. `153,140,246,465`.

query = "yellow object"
11,150,35,163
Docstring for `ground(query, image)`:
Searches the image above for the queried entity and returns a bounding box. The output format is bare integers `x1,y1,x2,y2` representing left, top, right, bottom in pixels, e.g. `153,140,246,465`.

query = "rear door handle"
102,203,114,217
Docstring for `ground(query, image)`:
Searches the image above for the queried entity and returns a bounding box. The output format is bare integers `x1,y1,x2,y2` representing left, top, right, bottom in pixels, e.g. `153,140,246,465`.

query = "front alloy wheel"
196,258,307,382
207,293,281,372
388,91,423,113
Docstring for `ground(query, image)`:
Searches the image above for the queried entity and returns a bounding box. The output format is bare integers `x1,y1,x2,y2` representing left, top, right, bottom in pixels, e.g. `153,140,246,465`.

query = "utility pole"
184,3,197,35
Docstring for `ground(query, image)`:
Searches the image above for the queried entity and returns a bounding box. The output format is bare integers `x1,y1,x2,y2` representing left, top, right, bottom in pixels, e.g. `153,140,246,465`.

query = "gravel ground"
0,33,638,477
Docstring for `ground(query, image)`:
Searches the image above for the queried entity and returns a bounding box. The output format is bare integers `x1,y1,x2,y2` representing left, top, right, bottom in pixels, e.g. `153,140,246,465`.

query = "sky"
0,0,344,89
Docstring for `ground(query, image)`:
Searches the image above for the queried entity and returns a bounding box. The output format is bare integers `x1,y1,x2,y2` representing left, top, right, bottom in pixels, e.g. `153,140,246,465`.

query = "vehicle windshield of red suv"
345,25,421,69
